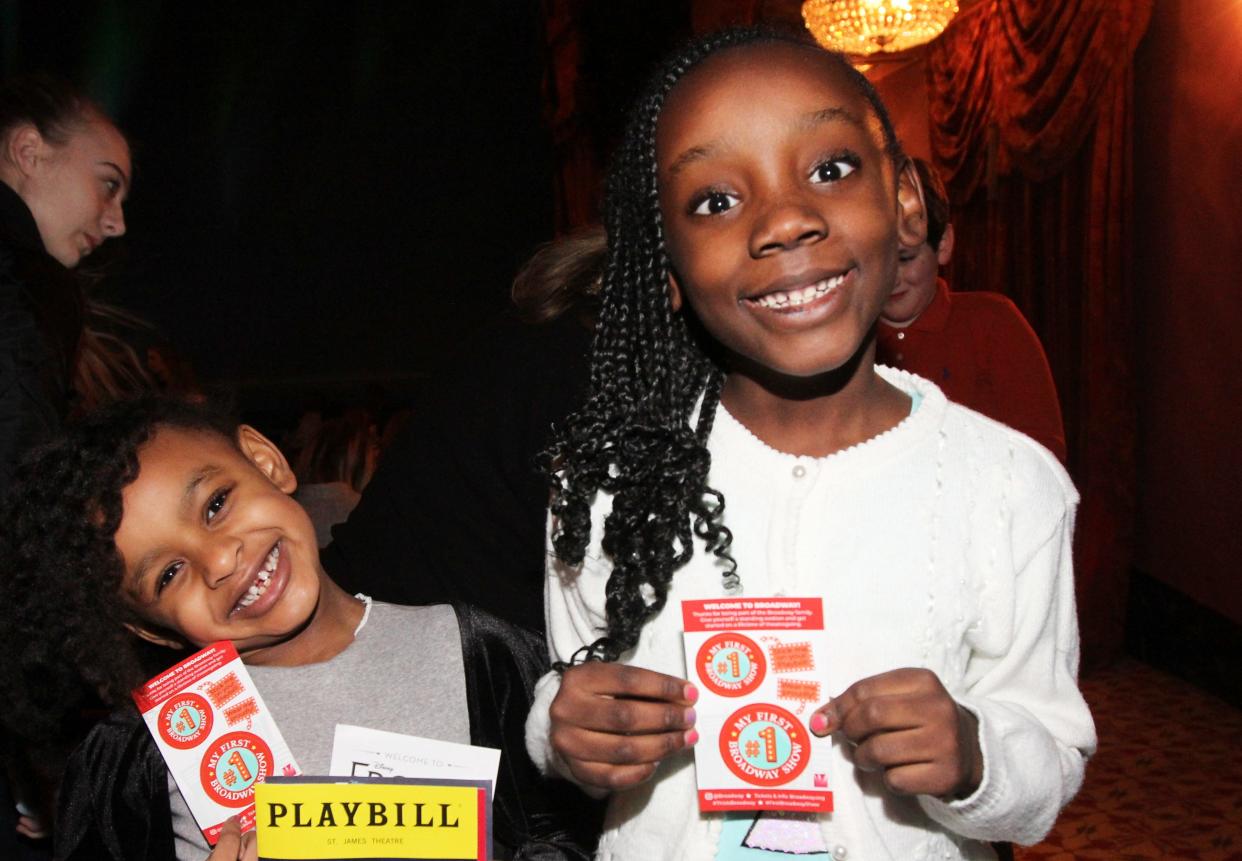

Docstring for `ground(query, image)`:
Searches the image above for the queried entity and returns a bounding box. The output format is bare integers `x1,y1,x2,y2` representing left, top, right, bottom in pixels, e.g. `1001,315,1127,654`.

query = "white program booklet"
329,724,501,789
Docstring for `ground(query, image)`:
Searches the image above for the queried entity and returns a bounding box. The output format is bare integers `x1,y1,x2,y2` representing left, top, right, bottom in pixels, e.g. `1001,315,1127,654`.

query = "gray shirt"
169,601,468,859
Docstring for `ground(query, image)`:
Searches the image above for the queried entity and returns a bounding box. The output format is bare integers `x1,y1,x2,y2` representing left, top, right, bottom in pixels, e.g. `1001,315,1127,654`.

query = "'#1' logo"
200,731,273,807
696,632,766,697
719,703,810,787
158,693,213,750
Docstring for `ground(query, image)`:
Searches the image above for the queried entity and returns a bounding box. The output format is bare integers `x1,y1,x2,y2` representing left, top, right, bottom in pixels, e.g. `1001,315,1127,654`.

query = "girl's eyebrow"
667,144,718,178
800,106,866,132
180,466,221,517
665,106,868,178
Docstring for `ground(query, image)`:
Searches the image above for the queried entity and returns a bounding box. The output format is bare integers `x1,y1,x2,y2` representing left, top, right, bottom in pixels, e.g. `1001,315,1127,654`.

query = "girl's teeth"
754,275,844,309
238,577,268,608
237,545,280,609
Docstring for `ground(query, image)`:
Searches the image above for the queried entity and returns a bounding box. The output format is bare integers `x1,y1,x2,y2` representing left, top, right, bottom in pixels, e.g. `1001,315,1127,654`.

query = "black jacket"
0,182,82,494
53,604,600,860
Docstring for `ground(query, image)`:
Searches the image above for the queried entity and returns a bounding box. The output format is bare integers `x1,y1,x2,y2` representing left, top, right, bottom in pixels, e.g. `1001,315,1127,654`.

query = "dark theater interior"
1,2,1239,859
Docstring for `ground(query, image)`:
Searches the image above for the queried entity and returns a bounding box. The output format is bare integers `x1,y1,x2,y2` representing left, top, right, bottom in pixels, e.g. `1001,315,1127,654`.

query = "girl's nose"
749,200,827,258
101,200,126,238
201,535,242,588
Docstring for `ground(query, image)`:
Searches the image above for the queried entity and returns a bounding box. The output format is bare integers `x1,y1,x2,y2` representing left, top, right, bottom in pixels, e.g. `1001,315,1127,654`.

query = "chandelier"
801,0,959,56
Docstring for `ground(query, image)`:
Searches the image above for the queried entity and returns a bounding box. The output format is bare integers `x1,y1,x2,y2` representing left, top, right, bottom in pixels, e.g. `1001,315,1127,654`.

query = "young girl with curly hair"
0,396,597,861
524,28,1095,861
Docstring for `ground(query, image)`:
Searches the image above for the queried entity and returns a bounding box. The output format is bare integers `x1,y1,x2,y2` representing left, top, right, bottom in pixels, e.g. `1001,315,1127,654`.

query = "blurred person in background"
876,158,1067,462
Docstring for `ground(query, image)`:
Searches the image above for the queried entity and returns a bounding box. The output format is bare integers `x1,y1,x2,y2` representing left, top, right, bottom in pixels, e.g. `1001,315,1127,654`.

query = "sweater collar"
711,364,946,468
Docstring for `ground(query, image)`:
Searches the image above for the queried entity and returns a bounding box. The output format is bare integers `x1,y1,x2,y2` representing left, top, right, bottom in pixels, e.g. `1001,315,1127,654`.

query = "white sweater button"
793,464,807,478
832,845,848,860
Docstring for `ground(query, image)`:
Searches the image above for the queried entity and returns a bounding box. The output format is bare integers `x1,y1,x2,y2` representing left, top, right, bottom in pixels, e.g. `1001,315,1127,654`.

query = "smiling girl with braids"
524,28,1095,861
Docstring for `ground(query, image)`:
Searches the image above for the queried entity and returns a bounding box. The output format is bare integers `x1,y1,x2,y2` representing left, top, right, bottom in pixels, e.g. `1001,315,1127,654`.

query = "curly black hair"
543,27,905,664
0,396,238,744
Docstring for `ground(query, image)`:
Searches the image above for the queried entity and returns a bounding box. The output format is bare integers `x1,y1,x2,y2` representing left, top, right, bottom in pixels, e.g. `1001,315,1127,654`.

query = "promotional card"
681,597,833,813
133,641,301,845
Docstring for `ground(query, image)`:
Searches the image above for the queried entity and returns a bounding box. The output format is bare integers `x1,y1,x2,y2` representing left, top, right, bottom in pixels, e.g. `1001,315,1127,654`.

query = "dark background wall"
2,1,555,409
1132,0,1242,627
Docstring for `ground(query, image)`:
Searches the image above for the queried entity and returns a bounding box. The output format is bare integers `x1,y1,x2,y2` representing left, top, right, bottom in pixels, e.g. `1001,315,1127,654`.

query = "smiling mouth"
747,273,847,310
234,542,280,612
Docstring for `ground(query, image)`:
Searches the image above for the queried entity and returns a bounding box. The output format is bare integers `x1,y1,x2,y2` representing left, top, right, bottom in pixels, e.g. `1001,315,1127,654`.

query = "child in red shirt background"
877,158,1067,462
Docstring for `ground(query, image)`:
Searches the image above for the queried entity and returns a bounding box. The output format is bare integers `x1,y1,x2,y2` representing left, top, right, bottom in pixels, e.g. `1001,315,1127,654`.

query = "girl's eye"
691,190,740,216
810,157,859,184
206,489,229,522
157,561,183,594
103,178,120,196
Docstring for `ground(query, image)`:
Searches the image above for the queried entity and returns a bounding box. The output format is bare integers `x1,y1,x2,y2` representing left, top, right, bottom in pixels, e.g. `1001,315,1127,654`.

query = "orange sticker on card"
770,642,815,673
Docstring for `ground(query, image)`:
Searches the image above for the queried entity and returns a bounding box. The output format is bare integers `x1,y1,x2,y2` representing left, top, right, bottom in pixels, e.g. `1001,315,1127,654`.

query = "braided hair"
544,27,905,664
0,396,238,743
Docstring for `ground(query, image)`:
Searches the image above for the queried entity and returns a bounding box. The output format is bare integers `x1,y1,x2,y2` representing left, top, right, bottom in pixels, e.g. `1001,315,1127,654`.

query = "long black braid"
0,396,238,745
543,26,906,665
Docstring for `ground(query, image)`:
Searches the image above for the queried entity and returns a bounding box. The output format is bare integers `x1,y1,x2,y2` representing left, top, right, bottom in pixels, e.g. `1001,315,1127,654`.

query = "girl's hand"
550,662,698,791
810,668,983,800
208,816,257,861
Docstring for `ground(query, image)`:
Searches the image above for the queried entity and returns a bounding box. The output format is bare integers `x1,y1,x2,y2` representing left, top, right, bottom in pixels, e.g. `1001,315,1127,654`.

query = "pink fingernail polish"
810,712,829,734
685,729,700,746
685,684,699,704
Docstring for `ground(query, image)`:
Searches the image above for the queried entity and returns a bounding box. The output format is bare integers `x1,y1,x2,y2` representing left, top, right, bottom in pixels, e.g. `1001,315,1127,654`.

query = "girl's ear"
895,159,928,250
123,621,186,651
236,425,298,494
667,271,684,313
3,124,46,177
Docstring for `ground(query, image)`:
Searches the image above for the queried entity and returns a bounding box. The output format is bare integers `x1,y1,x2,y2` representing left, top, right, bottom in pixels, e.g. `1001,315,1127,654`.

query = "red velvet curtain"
927,0,1152,668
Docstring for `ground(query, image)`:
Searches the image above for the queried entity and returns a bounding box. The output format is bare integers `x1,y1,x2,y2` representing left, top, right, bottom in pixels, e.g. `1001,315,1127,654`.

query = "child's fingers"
550,662,700,791
554,722,699,766
838,691,957,745
563,661,698,705
553,662,697,736
240,827,258,861
850,725,934,773
209,815,255,854
565,758,664,791
812,668,948,736
553,685,697,736
207,817,245,860
815,675,982,799
869,761,961,798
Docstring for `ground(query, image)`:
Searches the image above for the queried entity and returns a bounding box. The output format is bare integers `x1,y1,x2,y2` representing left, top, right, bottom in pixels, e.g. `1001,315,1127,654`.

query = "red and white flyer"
132,641,300,845
681,597,833,813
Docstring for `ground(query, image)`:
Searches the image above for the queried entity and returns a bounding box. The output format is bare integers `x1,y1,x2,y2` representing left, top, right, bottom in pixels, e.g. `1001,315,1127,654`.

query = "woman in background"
0,72,130,853
0,73,130,486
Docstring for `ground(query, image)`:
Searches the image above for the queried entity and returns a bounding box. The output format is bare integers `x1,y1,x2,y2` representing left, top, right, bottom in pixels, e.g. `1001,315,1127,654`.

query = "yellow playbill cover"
255,777,491,861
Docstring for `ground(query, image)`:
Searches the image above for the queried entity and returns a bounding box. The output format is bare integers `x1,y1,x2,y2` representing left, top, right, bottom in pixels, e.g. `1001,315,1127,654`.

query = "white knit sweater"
526,367,1096,861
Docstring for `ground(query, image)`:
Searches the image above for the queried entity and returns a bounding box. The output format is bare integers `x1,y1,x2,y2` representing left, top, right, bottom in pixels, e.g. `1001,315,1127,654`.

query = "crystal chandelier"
802,0,959,56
